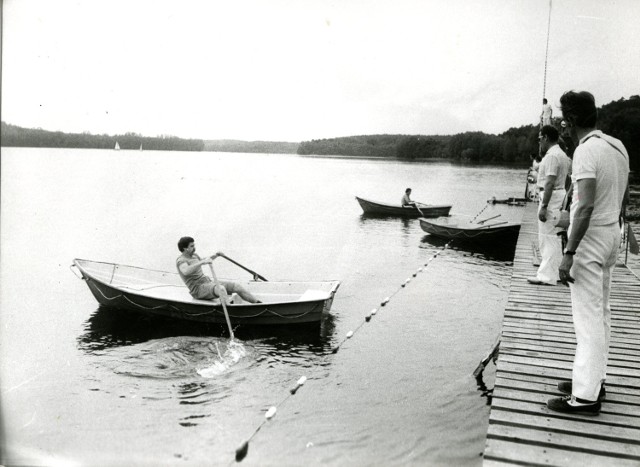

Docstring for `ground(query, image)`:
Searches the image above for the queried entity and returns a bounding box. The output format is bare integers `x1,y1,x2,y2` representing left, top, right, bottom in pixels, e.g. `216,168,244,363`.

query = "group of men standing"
532,91,630,415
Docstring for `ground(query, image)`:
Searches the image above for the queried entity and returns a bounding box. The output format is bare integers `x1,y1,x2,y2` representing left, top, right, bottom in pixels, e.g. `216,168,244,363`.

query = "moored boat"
71,259,340,325
419,216,521,242
356,196,452,218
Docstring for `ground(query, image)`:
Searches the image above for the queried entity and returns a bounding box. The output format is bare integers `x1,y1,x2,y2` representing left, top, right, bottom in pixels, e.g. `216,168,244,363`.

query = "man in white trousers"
527,125,571,286
547,91,629,415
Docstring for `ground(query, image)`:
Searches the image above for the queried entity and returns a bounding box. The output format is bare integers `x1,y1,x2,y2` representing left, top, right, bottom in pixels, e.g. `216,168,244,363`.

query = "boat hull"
74,259,340,325
419,218,521,242
356,196,451,218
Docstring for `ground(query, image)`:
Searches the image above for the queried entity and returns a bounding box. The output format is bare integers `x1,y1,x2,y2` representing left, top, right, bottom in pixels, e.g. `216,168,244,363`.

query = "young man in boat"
176,236,261,304
401,188,417,207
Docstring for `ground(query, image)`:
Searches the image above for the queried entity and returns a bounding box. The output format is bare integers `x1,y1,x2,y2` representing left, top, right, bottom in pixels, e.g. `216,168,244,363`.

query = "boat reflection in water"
77,305,337,355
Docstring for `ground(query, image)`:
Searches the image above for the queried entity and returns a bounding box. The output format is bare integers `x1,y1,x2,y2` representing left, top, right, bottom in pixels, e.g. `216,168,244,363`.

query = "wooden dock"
483,203,640,466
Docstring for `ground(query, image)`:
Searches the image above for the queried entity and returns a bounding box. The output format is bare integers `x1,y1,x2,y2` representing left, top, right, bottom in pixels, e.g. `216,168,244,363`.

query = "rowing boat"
419,216,521,242
356,196,452,218
71,259,340,325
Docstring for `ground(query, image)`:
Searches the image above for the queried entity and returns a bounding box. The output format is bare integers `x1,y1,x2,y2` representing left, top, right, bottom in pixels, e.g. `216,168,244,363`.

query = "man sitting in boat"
401,188,417,207
176,236,261,303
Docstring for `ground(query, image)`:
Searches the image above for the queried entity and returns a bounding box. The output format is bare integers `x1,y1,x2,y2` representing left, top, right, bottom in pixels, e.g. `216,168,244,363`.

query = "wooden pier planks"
483,203,640,466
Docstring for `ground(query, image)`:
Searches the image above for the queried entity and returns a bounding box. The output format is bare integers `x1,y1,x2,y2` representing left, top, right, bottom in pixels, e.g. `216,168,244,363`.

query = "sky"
2,0,640,142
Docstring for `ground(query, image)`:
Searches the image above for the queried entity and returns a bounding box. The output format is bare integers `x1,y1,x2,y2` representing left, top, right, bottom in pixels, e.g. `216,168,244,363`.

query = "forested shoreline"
2,96,638,169
299,96,640,170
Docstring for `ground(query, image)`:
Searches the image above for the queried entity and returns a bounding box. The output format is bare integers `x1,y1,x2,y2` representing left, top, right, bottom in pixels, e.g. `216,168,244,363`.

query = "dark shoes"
547,395,601,415
557,381,606,402
526,277,554,285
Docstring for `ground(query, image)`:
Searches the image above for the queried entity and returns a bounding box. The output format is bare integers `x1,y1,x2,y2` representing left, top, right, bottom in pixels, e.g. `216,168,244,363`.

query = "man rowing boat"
176,236,261,303
401,188,417,207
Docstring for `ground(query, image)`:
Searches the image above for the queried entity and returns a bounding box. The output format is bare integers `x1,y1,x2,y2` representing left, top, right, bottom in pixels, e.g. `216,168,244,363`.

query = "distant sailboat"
115,141,120,150
139,144,143,151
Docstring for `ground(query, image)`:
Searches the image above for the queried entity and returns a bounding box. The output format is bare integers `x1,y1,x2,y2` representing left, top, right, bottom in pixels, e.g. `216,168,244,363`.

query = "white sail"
115,141,120,150
139,144,143,151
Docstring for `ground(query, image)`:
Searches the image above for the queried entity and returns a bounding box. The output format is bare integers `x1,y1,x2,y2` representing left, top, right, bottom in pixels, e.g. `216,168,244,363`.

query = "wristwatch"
565,250,576,256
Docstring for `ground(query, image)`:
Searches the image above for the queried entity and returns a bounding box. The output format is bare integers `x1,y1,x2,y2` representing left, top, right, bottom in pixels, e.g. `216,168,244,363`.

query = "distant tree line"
1,123,204,151
203,139,299,154
298,96,640,170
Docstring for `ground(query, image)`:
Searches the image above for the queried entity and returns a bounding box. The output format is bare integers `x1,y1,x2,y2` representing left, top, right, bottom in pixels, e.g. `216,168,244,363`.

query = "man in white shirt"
541,98,553,126
547,91,630,415
527,125,572,285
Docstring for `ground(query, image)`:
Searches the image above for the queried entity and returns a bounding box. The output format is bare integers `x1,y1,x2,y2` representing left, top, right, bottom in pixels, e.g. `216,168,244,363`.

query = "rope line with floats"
232,238,454,462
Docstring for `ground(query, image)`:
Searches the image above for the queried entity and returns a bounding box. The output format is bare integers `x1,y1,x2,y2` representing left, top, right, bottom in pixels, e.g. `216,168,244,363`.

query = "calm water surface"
1,148,528,466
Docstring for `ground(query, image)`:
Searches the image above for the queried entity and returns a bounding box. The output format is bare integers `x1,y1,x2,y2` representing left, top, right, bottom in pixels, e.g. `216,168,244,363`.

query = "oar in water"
477,214,501,225
220,254,268,281
208,263,235,339
414,203,426,216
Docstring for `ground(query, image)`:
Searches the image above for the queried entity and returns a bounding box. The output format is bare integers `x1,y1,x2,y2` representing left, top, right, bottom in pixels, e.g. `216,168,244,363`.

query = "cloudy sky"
2,0,639,142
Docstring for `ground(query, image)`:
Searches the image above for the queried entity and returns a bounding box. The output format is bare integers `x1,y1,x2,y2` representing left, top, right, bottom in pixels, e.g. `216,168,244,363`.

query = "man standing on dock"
527,125,571,286
547,91,629,415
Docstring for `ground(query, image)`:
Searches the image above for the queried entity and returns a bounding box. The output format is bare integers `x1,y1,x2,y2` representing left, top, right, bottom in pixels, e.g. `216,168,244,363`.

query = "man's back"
571,130,629,225
538,145,571,190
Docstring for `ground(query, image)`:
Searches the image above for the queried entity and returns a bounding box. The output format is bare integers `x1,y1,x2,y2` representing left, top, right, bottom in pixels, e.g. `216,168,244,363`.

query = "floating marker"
365,312,372,322
381,297,390,306
265,406,277,420
235,441,249,462
418,267,423,272
371,308,378,315
290,376,307,394
331,346,340,354
346,331,354,339
412,272,417,277
406,278,411,284
401,283,406,288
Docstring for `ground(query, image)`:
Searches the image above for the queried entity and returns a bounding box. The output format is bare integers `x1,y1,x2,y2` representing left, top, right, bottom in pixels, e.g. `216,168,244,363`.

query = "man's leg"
222,280,261,303
570,226,611,402
535,191,564,284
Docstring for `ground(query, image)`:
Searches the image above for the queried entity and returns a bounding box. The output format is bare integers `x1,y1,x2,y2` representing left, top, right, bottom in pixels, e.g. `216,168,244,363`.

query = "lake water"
1,148,529,466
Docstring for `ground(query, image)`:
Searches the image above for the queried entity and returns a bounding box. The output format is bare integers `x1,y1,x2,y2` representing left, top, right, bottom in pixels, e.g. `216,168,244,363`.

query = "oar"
411,202,425,216
479,221,509,228
219,254,268,281
208,263,235,339
477,214,501,225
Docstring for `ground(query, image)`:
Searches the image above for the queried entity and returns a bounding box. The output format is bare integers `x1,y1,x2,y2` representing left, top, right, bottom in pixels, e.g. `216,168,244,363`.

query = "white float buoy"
346,331,354,338
371,308,378,315
297,376,307,386
265,407,277,420
381,297,390,306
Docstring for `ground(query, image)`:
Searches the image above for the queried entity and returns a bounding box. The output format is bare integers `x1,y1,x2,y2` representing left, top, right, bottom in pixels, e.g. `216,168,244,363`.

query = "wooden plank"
498,354,640,379
487,423,640,456
492,377,640,404
490,397,640,427
485,437,640,466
